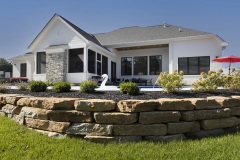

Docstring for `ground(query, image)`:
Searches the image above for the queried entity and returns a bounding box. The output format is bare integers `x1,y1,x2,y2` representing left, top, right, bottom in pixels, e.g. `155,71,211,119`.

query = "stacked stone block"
1,94,240,142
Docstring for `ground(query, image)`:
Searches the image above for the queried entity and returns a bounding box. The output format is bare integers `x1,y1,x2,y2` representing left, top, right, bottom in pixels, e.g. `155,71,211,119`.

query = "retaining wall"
1,94,240,143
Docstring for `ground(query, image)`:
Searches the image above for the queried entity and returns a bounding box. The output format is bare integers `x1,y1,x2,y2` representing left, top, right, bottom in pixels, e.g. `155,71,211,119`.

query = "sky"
0,0,240,67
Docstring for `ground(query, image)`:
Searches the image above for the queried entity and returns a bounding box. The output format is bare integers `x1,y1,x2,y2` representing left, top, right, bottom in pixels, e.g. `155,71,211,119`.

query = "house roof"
8,52,33,60
94,24,216,46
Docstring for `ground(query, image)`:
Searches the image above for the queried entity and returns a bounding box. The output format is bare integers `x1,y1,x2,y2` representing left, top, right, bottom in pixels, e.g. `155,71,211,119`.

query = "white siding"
35,20,86,52
171,38,223,84
11,58,34,81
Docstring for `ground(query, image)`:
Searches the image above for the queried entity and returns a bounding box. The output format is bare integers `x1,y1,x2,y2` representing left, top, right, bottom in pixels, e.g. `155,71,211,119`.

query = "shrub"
157,70,185,93
45,81,56,87
28,81,47,92
18,82,28,91
192,69,223,92
119,82,140,95
53,82,71,93
80,80,98,93
0,84,8,93
222,68,240,91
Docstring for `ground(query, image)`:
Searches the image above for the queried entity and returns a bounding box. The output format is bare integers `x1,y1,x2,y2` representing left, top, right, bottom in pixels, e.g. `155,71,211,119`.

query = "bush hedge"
28,81,47,92
120,82,140,95
80,80,98,93
53,82,71,93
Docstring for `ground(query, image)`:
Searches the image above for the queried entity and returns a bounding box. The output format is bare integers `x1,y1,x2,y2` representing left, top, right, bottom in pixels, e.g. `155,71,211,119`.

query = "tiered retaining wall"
1,94,240,143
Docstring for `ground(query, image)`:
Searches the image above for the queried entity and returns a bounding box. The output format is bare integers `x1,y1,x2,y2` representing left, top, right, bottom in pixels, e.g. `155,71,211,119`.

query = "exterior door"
20,63,27,77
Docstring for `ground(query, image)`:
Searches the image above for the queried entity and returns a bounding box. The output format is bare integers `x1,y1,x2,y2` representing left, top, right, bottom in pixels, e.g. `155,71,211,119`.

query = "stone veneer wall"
1,94,240,143
46,51,67,82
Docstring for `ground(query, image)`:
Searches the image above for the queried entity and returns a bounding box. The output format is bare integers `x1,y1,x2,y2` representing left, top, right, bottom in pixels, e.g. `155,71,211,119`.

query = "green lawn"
1,115,240,160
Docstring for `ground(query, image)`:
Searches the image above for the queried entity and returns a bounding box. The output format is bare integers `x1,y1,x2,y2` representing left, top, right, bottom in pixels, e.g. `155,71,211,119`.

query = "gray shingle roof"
8,52,33,60
94,24,212,46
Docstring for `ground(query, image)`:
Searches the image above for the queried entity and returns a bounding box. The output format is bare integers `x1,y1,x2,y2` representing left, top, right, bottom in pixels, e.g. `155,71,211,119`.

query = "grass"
1,115,240,160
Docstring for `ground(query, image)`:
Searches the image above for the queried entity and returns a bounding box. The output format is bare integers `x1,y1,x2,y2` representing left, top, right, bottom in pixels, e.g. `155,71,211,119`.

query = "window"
149,55,162,75
111,61,116,79
102,55,108,74
20,63,27,77
178,56,210,75
69,48,84,73
88,49,96,74
121,57,132,75
134,56,147,75
36,52,46,74
97,53,102,75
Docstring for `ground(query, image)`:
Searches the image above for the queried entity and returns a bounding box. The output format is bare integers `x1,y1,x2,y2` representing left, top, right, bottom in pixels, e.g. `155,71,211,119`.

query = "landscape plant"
53,82,71,93
222,68,240,91
119,82,140,95
0,84,8,93
80,80,98,93
28,80,47,92
192,69,223,92
17,82,28,91
157,70,185,93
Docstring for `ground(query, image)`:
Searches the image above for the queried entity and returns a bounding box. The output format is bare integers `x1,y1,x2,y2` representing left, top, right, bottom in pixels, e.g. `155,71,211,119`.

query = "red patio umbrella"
213,55,240,74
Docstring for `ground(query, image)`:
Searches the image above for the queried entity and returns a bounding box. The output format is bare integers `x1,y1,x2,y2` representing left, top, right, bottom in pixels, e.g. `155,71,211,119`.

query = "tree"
0,58,12,72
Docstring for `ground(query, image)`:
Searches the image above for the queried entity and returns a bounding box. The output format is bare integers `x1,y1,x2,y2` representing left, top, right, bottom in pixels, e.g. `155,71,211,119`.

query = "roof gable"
28,14,108,52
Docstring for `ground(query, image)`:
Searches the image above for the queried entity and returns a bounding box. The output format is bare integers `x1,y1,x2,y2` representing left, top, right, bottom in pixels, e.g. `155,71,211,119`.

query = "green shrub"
18,82,28,91
28,81,47,92
222,68,240,91
119,82,140,95
80,80,98,93
0,84,8,93
192,69,223,92
157,70,185,93
53,82,71,93
45,81,56,87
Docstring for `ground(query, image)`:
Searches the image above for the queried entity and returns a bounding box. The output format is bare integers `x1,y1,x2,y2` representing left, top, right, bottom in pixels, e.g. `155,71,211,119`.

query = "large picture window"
149,55,162,75
134,56,147,75
178,56,210,75
20,63,27,77
68,48,84,73
121,57,132,75
36,52,46,74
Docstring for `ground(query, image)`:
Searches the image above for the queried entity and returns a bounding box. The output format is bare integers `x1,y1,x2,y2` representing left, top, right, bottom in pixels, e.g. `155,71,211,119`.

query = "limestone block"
230,107,240,116
224,125,240,133
12,112,25,125
2,104,22,114
208,96,240,108
25,118,70,133
66,123,113,136
113,124,167,136
48,121,71,133
33,129,67,139
84,136,142,143
75,99,116,111
167,122,200,134
21,107,49,120
139,111,181,124
189,98,222,110
0,94,23,104
5,96,24,105
17,97,45,108
47,110,93,122
158,99,194,111
201,117,240,130
185,129,225,139
144,134,186,142
94,112,138,124
181,108,230,121
43,98,77,110
117,100,159,112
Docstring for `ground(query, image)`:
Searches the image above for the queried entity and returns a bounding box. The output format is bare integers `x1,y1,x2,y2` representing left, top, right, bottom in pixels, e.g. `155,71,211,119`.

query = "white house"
9,14,228,85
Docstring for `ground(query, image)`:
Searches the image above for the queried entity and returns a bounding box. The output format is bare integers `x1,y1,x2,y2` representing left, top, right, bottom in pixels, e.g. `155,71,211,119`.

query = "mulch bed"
4,89,240,102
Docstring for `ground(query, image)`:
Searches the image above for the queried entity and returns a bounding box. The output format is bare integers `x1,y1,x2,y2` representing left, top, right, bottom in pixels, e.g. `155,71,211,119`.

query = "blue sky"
1,0,240,67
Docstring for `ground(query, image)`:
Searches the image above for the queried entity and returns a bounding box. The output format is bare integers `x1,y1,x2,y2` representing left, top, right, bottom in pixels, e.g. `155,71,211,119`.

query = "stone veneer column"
46,51,67,82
